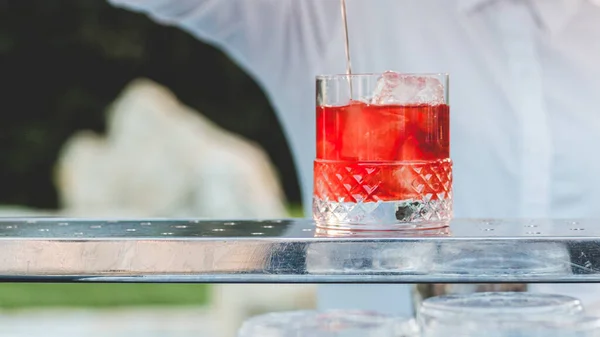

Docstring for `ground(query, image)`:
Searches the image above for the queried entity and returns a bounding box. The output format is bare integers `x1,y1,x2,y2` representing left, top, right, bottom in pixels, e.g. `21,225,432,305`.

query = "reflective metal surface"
0,218,598,283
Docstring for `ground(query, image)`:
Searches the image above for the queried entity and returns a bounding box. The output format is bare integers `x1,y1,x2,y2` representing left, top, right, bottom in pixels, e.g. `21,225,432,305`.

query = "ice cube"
372,71,445,105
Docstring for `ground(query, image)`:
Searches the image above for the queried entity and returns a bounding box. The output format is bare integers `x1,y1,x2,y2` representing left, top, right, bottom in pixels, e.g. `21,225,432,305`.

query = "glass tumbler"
418,292,590,337
313,72,451,231
237,310,418,337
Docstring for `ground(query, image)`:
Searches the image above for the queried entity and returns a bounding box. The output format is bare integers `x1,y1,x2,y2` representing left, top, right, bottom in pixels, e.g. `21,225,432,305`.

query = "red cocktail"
313,72,452,230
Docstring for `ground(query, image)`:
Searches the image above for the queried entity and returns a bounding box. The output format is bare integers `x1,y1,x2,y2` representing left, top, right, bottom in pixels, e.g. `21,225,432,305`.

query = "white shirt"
110,0,600,312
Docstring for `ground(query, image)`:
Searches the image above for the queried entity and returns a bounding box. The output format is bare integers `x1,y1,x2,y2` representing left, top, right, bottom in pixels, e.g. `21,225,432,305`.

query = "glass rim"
420,292,583,316
316,72,449,80
421,315,600,333
238,310,417,334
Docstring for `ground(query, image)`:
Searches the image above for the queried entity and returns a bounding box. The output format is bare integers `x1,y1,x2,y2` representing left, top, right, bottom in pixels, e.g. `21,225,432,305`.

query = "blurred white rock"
52,78,315,337
54,78,288,219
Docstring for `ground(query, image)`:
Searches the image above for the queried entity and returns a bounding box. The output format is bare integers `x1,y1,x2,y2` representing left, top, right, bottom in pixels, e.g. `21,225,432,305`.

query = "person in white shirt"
108,0,600,315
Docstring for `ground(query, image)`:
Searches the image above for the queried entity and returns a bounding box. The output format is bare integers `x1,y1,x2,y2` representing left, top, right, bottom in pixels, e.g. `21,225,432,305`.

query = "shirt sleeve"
108,0,340,93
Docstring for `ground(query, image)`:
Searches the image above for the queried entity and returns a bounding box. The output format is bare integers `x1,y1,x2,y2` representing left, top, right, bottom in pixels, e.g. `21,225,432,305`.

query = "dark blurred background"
0,0,301,210
0,0,309,325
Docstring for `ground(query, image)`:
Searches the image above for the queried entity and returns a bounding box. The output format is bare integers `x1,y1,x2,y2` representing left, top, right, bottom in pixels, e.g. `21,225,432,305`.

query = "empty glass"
237,310,418,337
421,315,600,337
419,292,593,337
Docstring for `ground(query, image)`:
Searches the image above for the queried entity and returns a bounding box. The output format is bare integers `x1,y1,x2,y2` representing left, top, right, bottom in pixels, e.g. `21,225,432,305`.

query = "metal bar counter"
0,218,598,283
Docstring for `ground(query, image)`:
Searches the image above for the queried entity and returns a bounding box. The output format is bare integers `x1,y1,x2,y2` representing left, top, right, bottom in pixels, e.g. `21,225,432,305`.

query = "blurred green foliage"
288,204,305,218
0,0,301,209
0,284,209,309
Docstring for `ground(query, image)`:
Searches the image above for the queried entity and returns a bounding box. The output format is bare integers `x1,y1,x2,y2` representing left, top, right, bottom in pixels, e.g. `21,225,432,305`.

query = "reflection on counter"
314,226,451,238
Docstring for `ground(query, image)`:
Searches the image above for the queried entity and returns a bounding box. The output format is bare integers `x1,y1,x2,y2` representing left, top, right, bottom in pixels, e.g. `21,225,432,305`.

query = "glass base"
312,198,452,231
